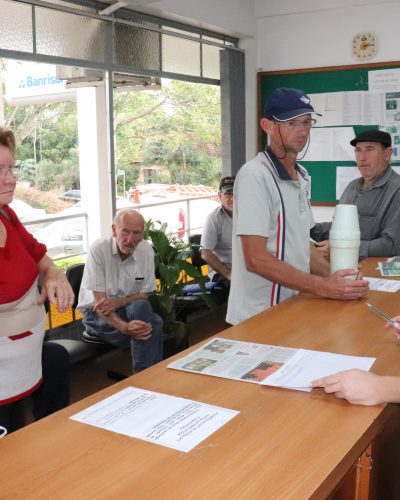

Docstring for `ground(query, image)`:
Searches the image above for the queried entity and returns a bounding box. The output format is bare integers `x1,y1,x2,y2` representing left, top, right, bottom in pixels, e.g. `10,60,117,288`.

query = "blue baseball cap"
263,87,321,121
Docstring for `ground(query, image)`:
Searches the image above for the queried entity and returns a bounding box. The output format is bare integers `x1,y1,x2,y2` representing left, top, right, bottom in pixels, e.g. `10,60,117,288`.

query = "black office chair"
65,263,109,345
45,264,97,365
65,263,128,380
186,233,229,304
174,234,227,322
188,233,206,270
65,263,84,322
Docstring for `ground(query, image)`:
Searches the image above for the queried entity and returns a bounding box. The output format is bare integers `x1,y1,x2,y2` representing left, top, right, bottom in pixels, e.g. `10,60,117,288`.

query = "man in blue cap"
311,129,400,259
226,88,369,325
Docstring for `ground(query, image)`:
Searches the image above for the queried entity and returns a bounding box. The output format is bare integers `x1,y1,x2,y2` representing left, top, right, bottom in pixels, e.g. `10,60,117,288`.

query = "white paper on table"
70,386,239,453
365,276,400,292
260,349,375,392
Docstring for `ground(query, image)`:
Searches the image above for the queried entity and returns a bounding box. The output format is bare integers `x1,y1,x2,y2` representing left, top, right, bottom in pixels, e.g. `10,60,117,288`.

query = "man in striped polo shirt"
227,88,369,325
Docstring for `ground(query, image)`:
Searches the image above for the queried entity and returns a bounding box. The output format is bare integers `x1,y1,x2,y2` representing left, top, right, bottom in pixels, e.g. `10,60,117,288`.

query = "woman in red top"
0,127,74,435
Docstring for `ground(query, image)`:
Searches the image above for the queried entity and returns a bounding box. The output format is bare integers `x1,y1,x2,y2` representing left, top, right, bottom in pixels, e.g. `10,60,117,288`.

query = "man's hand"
315,240,329,259
123,320,152,341
321,269,369,300
93,297,124,316
201,248,231,280
38,266,74,313
312,369,394,406
384,315,400,340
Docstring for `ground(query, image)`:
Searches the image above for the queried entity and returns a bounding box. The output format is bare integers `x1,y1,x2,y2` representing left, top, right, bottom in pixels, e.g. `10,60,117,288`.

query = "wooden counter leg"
329,444,372,500
355,444,372,500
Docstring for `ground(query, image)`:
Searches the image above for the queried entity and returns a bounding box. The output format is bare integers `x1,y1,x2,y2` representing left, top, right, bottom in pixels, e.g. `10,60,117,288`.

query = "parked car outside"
34,217,84,259
58,189,81,202
9,199,46,222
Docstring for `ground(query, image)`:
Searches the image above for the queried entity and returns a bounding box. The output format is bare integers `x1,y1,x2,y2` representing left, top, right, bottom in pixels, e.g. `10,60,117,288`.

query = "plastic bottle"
329,204,360,275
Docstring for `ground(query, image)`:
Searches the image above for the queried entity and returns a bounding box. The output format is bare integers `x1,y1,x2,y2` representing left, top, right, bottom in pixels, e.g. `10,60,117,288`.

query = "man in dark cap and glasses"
226,88,368,326
201,176,234,289
311,129,400,260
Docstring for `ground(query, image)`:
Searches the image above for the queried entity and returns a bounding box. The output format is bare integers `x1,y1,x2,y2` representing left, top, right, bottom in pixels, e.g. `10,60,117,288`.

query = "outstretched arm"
241,235,368,301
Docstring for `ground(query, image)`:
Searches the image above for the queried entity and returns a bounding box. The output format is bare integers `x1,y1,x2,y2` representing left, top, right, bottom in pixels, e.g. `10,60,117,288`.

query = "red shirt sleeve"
3,206,47,262
0,206,47,303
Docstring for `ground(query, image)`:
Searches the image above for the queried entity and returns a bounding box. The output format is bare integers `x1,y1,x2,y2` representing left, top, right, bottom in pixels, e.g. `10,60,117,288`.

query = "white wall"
256,0,400,71
125,0,257,37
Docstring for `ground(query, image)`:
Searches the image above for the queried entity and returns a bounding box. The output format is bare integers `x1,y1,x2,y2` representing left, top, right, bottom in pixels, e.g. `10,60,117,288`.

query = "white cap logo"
300,96,310,104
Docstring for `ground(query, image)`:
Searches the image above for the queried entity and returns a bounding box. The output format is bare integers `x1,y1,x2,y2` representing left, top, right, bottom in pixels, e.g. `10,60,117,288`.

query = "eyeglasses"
277,119,316,129
0,166,19,179
120,228,144,237
221,191,233,197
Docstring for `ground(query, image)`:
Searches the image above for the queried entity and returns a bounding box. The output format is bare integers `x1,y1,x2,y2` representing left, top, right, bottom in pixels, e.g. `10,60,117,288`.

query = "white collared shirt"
77,237,156,312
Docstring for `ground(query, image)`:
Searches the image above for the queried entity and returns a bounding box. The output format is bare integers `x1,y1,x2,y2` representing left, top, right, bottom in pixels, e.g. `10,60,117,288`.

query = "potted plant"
145,223,215,357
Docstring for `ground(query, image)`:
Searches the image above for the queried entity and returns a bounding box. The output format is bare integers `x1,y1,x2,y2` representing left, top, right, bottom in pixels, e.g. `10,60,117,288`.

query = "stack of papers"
168,338,375,392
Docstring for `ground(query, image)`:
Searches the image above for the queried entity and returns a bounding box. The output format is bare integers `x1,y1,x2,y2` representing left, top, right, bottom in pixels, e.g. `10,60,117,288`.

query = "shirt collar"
264,147,303,180
220,205,233,218
360,166,392,190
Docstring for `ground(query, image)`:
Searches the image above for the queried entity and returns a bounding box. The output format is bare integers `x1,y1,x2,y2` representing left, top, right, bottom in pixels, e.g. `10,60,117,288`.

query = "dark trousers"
0,341,70,434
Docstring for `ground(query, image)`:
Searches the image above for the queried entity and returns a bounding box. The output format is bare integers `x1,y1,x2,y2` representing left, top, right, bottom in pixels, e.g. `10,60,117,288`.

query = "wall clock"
352,32,378,60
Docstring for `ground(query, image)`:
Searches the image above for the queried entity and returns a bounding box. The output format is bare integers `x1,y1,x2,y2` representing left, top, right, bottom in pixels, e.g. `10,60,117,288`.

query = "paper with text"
260,349,375,391
365,276,400,292
70,386,239,453
168,338,375,393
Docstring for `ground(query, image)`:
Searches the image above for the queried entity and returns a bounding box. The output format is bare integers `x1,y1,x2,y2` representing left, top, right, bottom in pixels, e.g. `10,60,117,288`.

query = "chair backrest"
189,234,206,269
65,263,85,311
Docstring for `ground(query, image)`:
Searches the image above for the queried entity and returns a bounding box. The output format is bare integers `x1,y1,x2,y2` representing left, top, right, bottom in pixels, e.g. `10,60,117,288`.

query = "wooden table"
2,258,400,499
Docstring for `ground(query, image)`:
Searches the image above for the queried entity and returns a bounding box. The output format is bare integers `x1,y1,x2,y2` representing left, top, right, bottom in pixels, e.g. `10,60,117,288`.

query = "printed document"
365,276,400,292
70,386,239,453
168,338,375,392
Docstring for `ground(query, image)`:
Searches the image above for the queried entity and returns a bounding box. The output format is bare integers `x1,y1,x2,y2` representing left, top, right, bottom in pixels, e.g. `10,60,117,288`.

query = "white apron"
0,278,46,404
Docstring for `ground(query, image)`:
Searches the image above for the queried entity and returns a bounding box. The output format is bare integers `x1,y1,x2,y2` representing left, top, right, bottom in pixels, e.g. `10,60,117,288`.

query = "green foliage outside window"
1,61,222,198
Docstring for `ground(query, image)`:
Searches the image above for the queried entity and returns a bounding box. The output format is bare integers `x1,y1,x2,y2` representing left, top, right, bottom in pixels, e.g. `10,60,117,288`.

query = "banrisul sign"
5,60,74,105
18,73,63,89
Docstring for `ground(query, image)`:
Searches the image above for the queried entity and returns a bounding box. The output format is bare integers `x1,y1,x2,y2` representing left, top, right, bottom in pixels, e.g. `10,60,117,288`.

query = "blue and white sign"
5,61,75,105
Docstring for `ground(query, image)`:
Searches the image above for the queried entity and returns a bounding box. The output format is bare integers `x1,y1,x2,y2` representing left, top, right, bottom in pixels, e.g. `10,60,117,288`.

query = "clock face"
352,32,378,60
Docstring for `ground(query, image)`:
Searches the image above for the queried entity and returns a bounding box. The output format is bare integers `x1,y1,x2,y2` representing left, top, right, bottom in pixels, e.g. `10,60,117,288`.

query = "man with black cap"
226,87,368,325
311,129,400,259
201,176,234,287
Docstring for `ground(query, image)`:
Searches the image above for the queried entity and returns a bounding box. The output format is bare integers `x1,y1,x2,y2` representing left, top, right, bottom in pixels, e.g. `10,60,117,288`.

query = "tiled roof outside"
129,183,218,200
